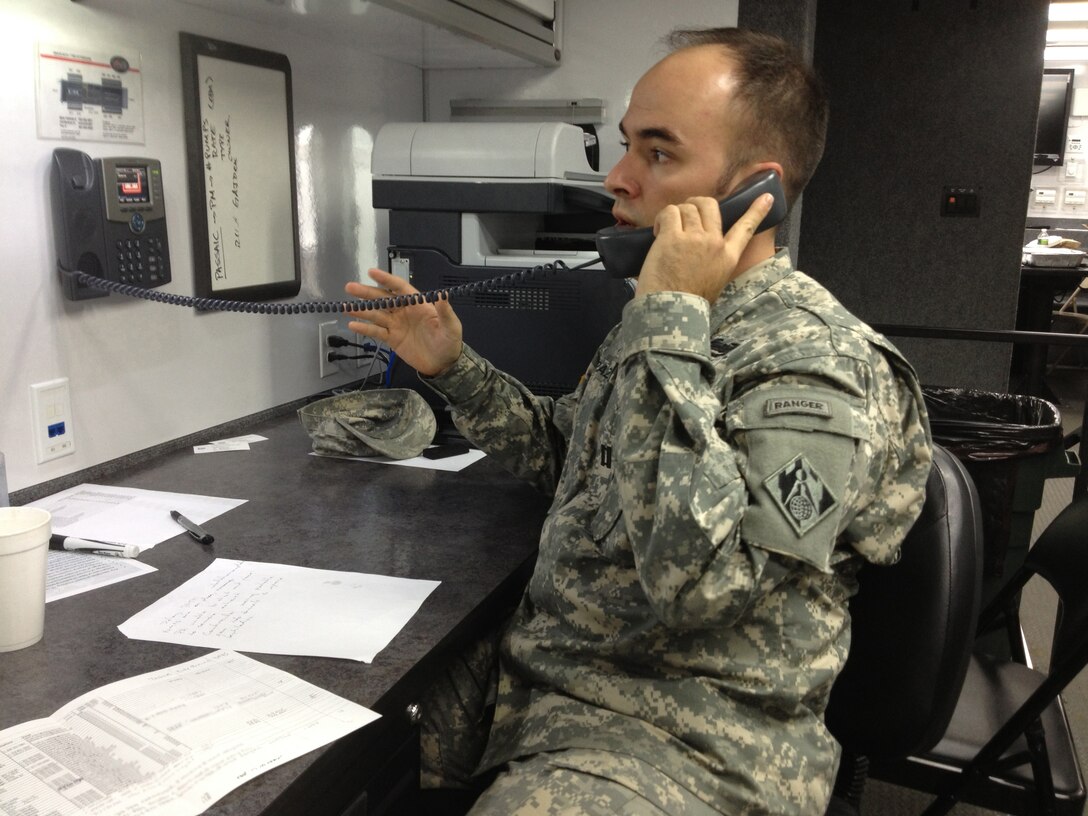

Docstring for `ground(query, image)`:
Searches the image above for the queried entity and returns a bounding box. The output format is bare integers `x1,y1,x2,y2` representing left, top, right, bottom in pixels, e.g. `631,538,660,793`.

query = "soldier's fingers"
723,193,774,249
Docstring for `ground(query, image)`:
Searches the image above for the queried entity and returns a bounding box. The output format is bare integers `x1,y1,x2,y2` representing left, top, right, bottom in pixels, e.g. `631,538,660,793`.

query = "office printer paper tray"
477,249,602,268
460,212,602,268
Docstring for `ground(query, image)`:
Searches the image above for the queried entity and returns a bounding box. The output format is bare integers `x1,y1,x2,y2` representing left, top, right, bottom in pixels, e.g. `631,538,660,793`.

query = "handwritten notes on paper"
118,559,441,662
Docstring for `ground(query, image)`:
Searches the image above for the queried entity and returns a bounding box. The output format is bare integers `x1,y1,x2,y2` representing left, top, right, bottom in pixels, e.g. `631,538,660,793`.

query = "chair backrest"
825,444,984,758
1008,496,1088,679
1055,277,1088,313
917,495,1088,816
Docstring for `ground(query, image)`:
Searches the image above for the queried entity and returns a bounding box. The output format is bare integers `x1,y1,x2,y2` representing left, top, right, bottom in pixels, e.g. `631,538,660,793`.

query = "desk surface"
1019,263,1087,289
1013,265,1088,398
0,410,548,814
1017,264,1085,326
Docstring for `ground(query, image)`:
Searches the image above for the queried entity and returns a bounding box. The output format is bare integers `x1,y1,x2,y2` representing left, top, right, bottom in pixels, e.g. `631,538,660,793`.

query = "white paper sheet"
194,434,269,453
46,550,158,603
212,434,268,445
193,441,250,453
0,650,379,816
118,559,440,662
311,446,487,472
27,484,247,552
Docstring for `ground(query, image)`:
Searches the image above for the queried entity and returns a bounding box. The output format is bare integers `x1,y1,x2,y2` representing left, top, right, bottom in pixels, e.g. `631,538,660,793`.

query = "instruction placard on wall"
37,43,145,144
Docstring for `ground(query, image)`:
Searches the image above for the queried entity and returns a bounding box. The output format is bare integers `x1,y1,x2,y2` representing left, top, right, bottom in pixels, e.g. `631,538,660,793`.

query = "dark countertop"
0,410,549,814
1020,263,1088,288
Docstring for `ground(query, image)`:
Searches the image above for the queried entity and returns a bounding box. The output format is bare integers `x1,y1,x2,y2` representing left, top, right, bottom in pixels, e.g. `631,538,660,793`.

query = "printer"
372,122,632,401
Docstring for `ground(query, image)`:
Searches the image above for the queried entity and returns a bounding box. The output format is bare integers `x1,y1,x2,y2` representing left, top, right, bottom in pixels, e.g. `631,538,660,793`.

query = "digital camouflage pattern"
298,387,436,459
425,250,932,815
469,749,724,815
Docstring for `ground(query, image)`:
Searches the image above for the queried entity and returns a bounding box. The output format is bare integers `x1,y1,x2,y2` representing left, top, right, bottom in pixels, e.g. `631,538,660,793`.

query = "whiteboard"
180,34,301,301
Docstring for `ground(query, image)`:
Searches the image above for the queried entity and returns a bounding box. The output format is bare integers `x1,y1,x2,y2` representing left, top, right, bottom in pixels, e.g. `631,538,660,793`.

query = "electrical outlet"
318,321,359,377
30,378,75,463
318,321,340,378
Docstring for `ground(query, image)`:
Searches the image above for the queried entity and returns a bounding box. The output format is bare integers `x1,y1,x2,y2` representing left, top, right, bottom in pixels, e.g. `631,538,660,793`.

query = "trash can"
922,387,1080,656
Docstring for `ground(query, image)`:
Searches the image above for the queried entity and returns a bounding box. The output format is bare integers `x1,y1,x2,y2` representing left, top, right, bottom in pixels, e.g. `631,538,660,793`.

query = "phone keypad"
114,236,168,285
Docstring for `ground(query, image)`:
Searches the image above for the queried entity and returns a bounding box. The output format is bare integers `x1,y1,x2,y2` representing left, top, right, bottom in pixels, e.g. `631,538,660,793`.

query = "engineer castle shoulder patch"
764,454,838,536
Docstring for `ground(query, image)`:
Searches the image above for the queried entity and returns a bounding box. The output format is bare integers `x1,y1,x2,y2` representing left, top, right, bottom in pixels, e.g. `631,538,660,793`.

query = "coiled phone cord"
68,255,603,314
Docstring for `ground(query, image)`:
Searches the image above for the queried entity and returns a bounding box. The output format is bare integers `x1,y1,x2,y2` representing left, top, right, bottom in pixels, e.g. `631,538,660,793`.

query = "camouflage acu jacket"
424,250,933,815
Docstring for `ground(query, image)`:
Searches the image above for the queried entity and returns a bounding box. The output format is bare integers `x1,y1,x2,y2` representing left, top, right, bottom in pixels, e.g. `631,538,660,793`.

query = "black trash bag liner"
922,386,1064,462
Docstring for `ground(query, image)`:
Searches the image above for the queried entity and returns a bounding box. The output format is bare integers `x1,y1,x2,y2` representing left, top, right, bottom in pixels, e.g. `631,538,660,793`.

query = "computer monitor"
1034,68,1075,167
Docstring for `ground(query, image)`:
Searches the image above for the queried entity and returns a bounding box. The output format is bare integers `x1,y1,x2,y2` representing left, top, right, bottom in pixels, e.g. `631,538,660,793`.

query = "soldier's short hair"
665,27,829,206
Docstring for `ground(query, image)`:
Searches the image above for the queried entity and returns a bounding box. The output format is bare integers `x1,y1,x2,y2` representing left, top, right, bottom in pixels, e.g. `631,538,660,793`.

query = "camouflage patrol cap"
298,388,437,459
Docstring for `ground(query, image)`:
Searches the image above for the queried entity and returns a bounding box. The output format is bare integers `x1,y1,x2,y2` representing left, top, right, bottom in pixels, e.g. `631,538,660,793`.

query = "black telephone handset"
594,170,788,278
51,147,172,301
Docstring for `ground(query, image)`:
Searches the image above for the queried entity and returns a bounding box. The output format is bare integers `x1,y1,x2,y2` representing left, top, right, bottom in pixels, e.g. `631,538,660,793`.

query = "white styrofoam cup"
0,506,51,651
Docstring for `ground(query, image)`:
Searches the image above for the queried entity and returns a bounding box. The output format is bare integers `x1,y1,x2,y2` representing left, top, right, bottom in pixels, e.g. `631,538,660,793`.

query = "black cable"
327,336,388,361
328,352,375,362
328,350,390,362
327,335,371,349
68,255,601,314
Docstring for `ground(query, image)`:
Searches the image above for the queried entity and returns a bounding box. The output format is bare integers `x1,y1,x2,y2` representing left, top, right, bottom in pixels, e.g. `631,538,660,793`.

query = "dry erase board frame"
179,33,301,302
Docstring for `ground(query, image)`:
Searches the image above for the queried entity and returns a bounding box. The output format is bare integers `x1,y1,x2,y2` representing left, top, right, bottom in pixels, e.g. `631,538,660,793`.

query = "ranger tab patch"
764,397,831,418
764,454,838,536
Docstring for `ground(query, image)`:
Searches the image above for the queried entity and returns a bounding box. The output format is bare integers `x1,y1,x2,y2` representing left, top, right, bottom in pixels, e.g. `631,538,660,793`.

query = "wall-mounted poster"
38,43,145,144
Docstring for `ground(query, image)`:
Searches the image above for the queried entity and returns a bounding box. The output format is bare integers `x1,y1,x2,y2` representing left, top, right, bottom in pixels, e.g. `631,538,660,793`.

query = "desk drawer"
342,721,421,816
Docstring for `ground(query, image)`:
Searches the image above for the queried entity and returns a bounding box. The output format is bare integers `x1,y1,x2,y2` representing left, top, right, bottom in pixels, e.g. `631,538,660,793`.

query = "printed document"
119,558,441,662
0,650,379,816
28,484,246,552
47,550,157,603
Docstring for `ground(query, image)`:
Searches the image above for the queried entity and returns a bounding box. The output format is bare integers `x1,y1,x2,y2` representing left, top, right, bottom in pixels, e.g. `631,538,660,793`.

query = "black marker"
49,534,139,558
170,510,214,544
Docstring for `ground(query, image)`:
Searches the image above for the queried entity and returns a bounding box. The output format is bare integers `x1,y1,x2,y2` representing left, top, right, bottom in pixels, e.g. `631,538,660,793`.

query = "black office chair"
870,496,1088,816
824,444,985,815
426,444,987,816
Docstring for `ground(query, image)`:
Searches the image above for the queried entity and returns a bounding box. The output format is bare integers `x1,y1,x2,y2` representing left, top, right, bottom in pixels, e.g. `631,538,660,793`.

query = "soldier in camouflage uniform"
346,27,932,816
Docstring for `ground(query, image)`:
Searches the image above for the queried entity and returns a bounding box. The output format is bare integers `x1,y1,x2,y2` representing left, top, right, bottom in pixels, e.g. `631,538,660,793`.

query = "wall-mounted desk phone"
51,148,171,301
48,153,785,313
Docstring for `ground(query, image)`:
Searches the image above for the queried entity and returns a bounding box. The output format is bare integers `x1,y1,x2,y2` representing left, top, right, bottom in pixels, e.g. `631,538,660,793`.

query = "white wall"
0,0,739,496
424,0,740,175
0,0,422,494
